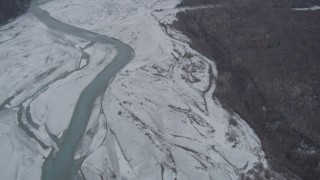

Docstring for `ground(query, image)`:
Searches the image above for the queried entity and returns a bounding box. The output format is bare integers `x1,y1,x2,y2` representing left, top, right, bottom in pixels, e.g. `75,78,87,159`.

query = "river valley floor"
0,0,274,179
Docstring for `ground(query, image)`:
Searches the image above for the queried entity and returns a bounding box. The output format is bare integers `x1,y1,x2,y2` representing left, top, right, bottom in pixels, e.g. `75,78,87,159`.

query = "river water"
29,1,134,179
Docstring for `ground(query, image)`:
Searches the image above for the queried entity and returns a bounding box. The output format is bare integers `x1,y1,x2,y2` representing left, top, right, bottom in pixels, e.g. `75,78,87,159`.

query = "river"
29,1,134,179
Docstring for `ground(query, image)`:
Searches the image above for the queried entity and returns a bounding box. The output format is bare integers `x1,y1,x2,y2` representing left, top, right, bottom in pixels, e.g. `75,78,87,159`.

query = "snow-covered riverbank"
0,6,117,179
0,0,271,179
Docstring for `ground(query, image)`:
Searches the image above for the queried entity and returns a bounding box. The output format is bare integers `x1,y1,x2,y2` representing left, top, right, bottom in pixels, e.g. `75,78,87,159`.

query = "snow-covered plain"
1,0,272,179
42,0,271,179
0,8,116,180
292,5,320,11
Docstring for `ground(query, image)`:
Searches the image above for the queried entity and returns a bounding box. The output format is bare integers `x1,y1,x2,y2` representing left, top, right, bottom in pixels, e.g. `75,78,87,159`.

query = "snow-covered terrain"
0,8,117,179
0,0,271,179
293,5,320,11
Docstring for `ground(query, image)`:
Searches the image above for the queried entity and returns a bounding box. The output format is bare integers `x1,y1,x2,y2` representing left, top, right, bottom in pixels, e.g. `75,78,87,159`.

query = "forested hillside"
0,0,30,24
174,0,320,179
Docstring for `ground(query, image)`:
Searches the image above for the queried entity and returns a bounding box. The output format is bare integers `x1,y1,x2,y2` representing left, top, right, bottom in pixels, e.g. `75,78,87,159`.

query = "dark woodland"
174,0,320,179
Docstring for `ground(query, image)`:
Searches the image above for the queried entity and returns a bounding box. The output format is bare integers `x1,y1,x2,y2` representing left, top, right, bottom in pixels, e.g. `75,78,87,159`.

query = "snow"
41,0,270,179
0,15,83,106
0,109,45,180
0,9,116,179
0,0,271,179
31,42,116,137
293,5,320,11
